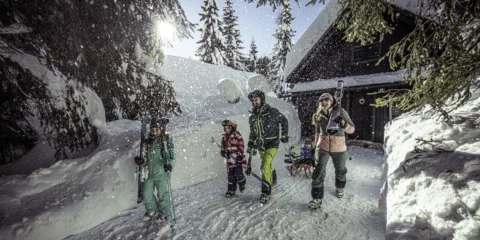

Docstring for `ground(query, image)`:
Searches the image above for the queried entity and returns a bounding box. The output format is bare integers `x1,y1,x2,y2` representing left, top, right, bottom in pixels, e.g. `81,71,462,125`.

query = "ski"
246,154,270,188
326,80,345,135
163,140,176,235
137,117,150,204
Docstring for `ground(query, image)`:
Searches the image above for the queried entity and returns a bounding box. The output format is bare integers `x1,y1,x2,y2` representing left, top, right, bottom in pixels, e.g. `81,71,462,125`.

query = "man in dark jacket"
246,90,289,203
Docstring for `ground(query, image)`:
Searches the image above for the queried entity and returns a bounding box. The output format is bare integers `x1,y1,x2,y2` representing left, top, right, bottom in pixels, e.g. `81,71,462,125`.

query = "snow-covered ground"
66,145,385,240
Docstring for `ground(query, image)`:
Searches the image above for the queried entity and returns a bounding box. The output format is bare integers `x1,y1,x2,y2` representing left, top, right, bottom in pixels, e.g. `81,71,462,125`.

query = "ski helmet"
248,90,265,104
150,117,169,128
221,119,237,130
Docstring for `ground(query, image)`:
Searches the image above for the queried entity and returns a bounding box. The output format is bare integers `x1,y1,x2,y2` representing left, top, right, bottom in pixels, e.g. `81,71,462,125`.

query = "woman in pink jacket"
308,93,355,209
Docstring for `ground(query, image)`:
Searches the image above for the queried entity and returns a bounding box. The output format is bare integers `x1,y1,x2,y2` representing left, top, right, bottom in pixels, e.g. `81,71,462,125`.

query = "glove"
134,156,145,166
245,166,252,176
334,115,346,127
235,156,244,166
220,151,227,158
247,147,257,156
164,164,173,173
280,136,289,143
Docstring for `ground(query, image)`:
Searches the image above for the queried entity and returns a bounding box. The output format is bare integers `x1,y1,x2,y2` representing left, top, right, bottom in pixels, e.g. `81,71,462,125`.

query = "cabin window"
352,42,381,63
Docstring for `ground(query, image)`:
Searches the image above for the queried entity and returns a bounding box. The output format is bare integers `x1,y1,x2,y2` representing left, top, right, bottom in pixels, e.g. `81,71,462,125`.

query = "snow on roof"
287,69,405,93
283,0,342,79
284,0,421,81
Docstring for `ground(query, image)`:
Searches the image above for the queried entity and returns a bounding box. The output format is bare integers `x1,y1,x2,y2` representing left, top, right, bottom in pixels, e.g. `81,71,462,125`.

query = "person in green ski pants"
246,90,289,204
134,118,176,222
309,93,355,209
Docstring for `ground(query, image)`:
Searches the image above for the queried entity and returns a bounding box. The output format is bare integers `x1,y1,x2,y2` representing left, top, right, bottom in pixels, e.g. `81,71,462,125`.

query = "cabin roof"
283,0,421,89
287,69,405,93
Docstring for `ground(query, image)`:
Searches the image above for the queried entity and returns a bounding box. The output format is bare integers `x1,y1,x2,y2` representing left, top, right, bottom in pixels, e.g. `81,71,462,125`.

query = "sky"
166,0,329,59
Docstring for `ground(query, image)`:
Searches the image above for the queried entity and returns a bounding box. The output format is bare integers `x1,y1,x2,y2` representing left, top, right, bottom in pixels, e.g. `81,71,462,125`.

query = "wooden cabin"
283,0,418,143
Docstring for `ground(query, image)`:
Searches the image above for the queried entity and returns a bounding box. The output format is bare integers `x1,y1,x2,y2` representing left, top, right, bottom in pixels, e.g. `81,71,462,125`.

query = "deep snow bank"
381,90,480,240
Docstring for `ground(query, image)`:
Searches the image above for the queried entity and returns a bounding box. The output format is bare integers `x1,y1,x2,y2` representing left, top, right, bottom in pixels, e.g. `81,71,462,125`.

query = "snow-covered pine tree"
196,0,228,65
0,0,193,163
270,2,295,95
248,39,259,72
223,0,247,70
257,56,272,78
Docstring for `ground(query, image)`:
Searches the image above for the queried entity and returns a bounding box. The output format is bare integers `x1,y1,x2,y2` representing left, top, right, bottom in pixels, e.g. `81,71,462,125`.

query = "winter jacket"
248,103,288,150
300,146,315,161
145,135,176,179
312,108,355,152
221,131,247,169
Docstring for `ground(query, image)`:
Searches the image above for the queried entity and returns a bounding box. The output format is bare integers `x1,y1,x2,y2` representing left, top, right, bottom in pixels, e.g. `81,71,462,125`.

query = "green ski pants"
312,148,349,190
143,176,171,216
259,148,277,195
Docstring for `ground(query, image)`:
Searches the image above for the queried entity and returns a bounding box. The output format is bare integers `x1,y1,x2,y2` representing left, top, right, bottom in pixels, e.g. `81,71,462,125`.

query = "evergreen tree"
248,39,259,72
257,56,272,78
270,2,295,95
223,0,247,70
196,0,228,65
0,0,194,163
249,0,480,117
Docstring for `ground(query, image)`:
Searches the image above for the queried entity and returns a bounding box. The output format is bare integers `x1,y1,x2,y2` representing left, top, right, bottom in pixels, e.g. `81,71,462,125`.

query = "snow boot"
308,199,322,209
239,185,246,193
336,188,344,198
155,215,168,224
225,191,236,198
142,211,156,221
260,193,270,203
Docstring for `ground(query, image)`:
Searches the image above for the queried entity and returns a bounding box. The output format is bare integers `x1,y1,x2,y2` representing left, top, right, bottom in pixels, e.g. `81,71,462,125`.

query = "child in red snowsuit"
220,119,247,197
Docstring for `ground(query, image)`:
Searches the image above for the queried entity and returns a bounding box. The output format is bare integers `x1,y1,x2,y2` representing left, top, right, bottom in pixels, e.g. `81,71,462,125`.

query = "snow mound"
381,89,480,240
217,78,244,104
247,74,272,93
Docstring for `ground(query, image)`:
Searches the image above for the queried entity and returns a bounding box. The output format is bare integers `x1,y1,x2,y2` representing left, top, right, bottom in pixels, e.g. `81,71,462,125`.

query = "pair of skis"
136,117,175,234
326,80,345,135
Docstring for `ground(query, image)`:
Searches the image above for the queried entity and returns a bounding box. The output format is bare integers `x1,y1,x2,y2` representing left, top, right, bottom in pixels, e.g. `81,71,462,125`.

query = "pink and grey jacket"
312,108,355,152
221,131,247,169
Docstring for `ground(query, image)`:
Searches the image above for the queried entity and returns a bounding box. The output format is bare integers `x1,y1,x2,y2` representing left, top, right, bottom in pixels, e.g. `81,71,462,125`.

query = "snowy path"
67,146,385,240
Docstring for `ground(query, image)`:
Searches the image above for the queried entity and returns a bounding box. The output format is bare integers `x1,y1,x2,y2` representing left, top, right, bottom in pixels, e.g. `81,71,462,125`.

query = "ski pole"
246,154,270,188
163,140,176,235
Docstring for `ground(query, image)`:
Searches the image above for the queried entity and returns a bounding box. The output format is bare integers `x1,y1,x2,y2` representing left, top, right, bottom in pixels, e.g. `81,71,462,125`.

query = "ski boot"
308,199,322,209
336,188,344,198
155,215,168,223
142,211,156,221
260,193,270,203
239,185,246,193
225,191,236,198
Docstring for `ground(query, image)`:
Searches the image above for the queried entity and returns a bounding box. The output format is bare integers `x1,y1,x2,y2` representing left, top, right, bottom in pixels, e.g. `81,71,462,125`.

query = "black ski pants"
228,165,246,191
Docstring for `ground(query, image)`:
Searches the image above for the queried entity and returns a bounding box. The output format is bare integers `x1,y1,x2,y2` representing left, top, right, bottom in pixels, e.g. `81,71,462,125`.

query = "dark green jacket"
249,103,288,150
145,135,176,179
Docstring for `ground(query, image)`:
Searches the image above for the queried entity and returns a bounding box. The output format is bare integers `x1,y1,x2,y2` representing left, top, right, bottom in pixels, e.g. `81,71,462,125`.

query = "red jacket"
221,131,247,169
